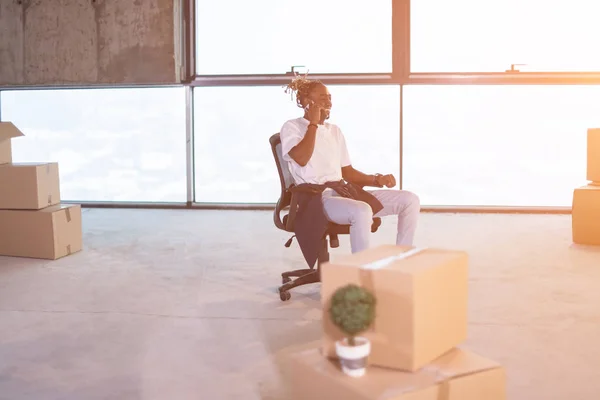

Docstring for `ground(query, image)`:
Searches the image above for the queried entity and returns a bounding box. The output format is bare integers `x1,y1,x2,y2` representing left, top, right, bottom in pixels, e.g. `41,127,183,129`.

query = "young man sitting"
279,75,420,266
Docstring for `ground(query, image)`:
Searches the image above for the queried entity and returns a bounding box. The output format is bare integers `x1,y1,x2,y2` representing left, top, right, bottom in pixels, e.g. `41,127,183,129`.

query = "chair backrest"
269,133,295,230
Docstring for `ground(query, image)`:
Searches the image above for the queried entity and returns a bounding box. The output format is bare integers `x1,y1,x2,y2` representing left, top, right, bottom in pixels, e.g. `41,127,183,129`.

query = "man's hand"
376,174,396,188
306,101,323,125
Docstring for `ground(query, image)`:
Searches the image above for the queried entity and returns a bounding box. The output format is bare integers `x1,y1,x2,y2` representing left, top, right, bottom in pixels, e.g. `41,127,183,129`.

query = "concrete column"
95,0,176,83
24,0,99,85
0,0,177,86
0,2,25,85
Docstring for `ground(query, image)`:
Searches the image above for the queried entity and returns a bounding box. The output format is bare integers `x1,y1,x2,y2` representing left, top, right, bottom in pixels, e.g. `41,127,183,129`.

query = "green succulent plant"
328,284,376,346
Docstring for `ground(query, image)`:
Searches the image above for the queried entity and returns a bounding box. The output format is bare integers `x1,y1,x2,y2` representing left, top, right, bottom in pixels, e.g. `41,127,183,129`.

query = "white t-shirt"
279,117,352,185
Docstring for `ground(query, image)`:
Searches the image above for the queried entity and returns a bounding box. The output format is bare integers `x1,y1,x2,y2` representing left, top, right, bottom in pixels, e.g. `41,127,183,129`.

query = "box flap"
286,345,500,399
39,204,78,214
0,162,57,168
0,122,25,141
327,245,467,275
419,347,501,380
327,245,414,267
576,184,600,191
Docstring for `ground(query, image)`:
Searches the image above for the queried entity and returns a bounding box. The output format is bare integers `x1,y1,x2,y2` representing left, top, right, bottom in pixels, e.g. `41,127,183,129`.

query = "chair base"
276,218,381,301
278,238,330,301
278,269,320,301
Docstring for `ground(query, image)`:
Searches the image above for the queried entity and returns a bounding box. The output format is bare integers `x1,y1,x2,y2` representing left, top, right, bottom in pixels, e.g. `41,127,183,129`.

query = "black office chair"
269,133,382,301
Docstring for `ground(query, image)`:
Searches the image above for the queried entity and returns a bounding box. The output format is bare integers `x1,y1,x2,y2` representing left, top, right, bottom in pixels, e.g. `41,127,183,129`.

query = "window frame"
189,0,409,84
0,0,594,212
406,0,600,83
189,0,600,86
0,85,189,203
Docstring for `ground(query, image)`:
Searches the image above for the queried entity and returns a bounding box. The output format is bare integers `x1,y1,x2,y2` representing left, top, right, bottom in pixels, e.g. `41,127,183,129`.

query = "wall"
0,0,180,86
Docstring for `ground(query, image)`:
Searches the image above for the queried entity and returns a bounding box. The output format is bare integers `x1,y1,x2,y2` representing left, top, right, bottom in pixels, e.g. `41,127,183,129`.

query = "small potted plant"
328,284,376,378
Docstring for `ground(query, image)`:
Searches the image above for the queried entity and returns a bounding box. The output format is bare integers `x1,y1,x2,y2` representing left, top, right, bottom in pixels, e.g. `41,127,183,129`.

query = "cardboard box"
0,163,60,210
572,185,600,245
0,122,25,165
588,128,600,183
282,343,506,400
322,245,468,372
0,204,82,260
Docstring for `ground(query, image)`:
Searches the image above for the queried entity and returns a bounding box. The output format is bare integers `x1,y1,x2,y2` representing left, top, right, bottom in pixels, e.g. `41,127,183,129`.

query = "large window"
411,0,600,73
195,0,392,75
1,87,187,202
402,85,598,207
193,85,400,203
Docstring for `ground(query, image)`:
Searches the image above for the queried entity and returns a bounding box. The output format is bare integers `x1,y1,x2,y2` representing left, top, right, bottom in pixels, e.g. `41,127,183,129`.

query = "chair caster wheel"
282,276,291,284
280,291,291,301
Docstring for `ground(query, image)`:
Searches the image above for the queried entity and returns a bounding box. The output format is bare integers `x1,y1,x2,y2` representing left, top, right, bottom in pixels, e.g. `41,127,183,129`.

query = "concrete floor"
1,208,600,399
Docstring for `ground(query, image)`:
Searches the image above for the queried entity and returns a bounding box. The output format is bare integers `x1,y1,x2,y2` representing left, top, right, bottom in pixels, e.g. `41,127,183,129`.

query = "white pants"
321,189,420,253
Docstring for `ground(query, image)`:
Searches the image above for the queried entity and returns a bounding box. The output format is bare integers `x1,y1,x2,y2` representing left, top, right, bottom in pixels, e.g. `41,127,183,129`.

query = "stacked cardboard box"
0,122,82,260
279,245,506,399
572,128,600,245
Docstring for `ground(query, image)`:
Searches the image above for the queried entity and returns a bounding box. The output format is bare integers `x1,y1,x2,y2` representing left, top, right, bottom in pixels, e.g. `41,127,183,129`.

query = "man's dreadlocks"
283,73,323,109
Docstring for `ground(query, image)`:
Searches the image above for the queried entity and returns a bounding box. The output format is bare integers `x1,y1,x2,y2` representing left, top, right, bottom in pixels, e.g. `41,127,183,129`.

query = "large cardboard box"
281,343,506,400
0,122,25,165
0,204,82,260
588,128,600,183
572,185,600,245
322,245,468,372
0,163,61,210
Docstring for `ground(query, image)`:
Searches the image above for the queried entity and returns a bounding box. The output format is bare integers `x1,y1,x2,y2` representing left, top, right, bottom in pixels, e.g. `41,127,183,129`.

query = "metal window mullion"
399,85,403,190
405,73,600,85
101,202,567,214
185,86,195,205
190,74,396,87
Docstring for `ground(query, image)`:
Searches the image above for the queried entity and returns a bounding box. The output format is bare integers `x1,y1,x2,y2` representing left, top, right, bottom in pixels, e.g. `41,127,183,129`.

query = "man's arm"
342,166,381,187
287,123,318,167
284,103,323,167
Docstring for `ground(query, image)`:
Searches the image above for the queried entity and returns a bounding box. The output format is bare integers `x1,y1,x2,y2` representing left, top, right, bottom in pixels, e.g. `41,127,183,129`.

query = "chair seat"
327,217,382,234
282,214,382,235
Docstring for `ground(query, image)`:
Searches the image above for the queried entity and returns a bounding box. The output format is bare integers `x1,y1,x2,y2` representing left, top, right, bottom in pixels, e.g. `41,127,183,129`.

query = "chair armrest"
273,197,287,231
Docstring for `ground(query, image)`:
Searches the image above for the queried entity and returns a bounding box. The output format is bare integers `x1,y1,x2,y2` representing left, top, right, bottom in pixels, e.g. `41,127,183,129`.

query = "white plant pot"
335,337,371,377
